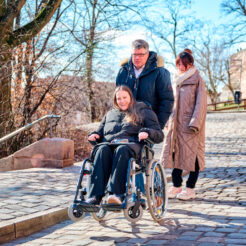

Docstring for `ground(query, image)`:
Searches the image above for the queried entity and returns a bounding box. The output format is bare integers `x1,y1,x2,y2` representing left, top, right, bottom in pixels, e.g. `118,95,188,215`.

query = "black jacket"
90,102,164,156
116,51,174,129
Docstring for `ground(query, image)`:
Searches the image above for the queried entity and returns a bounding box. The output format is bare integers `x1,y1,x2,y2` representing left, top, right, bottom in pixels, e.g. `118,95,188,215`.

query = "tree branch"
37,5,60,59
6,0,62,47
0,0,7,18
6,1,26,25
30,49,86,116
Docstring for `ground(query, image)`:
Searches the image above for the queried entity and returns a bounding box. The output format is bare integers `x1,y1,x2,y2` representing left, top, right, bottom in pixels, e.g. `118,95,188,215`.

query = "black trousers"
172,158,200,189
88,144,134,198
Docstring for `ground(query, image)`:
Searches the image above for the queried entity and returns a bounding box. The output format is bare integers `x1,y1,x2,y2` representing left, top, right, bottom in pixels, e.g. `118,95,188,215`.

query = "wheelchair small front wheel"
68,204,85,221
124,202,143,223
91,207,107,222
146,160,168,222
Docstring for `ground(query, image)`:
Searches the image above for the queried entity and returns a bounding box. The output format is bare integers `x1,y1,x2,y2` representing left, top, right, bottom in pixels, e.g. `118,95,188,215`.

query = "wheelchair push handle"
88,139,100,146
140,138,154,146
88,132,101,146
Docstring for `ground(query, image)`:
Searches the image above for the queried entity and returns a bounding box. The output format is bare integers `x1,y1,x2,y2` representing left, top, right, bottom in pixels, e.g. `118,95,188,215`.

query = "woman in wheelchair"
85,85,164,207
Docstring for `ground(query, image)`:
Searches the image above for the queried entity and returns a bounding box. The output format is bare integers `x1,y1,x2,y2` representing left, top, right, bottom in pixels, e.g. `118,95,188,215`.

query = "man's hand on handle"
138,132,149,142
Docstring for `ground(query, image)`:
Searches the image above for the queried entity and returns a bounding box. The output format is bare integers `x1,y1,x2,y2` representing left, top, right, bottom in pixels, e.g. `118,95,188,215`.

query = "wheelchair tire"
146,159,168,222
68,204,85,221
124,202,143,223
91,207,107,222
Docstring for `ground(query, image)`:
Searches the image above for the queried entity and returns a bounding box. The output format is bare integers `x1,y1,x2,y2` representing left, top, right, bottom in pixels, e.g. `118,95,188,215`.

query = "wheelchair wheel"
68,204,85,221
146,159,168,222
91,207,107,222
124,202,143,223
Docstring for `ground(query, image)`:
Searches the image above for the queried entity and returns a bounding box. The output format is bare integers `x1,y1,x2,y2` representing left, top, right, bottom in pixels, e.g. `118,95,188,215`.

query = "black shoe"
84,196,102,205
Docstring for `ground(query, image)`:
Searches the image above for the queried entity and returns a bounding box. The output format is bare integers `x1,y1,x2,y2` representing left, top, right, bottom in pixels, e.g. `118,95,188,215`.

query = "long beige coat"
160,67,207,172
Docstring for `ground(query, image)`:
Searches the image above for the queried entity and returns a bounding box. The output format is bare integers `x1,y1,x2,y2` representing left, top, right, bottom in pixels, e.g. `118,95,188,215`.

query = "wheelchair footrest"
102,203,122,212
76,203,100,213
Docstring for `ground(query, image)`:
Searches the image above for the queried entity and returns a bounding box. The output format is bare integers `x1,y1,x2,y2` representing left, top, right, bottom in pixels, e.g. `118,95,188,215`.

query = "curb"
0,207,68,244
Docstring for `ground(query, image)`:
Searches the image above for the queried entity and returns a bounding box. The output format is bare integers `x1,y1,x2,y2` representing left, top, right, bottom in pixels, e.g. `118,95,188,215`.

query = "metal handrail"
0,114,61,144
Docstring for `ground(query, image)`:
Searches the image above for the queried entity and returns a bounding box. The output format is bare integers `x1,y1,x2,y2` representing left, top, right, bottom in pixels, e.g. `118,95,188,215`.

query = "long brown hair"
113,86,140,125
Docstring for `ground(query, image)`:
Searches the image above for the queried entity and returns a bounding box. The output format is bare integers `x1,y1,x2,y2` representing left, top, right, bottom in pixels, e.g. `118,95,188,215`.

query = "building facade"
230,49,246,100
220,49,246,102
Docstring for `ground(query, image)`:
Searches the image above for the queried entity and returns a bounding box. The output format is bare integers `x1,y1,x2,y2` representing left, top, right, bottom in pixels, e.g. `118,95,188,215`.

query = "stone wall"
0,138,74,171
57,123,99,162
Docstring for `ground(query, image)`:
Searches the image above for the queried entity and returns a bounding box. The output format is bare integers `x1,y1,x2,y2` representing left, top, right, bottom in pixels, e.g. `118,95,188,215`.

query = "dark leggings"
172,158,200,189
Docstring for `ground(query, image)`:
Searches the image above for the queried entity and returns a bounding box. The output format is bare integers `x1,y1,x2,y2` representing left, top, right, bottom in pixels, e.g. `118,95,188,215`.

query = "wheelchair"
68,140,168,223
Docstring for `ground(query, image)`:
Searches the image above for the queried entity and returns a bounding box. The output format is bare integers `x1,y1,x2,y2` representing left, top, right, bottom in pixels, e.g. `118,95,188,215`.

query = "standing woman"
160,49,207,200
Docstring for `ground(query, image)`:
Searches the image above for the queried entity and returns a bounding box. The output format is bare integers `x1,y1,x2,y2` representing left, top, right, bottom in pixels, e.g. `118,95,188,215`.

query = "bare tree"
221,0,246,44
0,0,62,138
195,36,230,103
142,0,201,66
218,59,235,99
62,0,146,122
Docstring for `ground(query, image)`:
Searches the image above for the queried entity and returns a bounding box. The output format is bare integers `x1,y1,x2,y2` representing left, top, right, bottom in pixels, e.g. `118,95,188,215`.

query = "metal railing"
0,114,61,144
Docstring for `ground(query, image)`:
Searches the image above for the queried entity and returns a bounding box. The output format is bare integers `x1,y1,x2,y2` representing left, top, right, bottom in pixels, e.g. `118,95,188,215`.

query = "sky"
113,0,226,67
193,0,223,24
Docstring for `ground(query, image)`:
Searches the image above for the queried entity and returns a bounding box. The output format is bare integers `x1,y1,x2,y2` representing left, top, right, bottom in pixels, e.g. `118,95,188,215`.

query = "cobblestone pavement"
2,112,246,245
0,164,81,225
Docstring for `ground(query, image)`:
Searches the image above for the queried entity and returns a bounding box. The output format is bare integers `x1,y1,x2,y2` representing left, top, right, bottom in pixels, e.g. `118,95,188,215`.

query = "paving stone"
198,237,223,243
238,229,246,233
215,227,237,233
198,243,224,246
167,240,197,246
225,238,246,244
195,227,215,232
181,231,203,237
125,238,148,244
226,245,246,246
0,214,15,220
115,243,135,246
204,232,225,237
227,233,246,239
145,239,169,245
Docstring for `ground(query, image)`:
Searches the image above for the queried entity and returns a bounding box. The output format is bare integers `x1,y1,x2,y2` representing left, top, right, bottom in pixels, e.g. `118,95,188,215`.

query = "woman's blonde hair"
113,86,141,125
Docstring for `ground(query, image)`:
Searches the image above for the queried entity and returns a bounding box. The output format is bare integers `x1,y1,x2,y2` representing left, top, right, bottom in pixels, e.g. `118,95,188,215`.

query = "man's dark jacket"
116,51,174,129
90,102,164,156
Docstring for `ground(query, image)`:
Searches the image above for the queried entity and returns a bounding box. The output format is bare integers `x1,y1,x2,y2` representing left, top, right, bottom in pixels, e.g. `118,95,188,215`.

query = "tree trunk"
22,40,34,125
85,46,96,122
0,46,13,138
